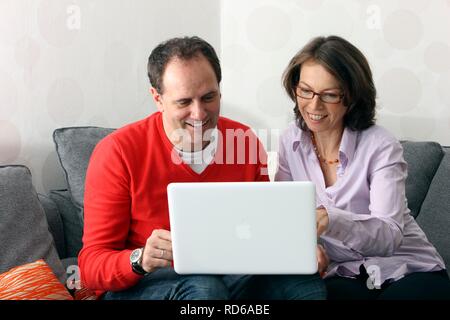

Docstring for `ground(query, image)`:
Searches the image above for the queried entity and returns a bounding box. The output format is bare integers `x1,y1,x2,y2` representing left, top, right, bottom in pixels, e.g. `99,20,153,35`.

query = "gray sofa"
1,127,449,294
41,127,115,270
43,128,450,277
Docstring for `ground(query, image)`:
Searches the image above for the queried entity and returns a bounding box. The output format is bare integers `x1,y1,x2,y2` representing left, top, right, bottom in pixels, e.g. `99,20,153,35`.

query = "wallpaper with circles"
220,0,450,157
1,0,450,193
0,0,220,193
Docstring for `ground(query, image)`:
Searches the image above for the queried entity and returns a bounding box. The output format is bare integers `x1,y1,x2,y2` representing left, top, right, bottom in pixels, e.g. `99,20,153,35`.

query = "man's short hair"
282,35,376,131
147,36,221,94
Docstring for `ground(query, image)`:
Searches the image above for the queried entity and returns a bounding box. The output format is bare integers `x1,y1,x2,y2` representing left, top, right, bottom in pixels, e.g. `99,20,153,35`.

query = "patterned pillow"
66,277,98,300
73,285,98,300
0,260,73,300
0,165,66,283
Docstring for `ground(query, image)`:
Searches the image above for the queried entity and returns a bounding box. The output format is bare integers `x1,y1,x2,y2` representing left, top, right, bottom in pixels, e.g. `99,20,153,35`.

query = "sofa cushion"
0,165,66,283
416,152,450,275
0,259,73,300
401,141,444,218
53,127,115,216
49,190,83,258
38,194,66,259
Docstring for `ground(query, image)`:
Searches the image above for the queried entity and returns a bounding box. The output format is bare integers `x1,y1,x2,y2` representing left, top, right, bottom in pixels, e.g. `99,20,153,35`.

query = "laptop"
167,181,317,274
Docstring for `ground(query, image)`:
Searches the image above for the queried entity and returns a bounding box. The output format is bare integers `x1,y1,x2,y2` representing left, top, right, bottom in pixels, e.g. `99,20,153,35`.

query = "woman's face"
296,59,347,135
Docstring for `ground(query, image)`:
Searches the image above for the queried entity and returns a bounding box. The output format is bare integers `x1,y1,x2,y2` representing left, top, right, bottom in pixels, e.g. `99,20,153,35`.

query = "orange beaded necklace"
310,131,339,165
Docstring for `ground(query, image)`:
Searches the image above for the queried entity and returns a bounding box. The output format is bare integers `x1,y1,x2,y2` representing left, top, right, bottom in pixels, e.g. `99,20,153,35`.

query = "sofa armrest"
416,151,450,277
38,193,67,259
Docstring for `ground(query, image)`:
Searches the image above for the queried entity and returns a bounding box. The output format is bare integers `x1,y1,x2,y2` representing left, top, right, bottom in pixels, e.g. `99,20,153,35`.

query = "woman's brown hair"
282,35,376,131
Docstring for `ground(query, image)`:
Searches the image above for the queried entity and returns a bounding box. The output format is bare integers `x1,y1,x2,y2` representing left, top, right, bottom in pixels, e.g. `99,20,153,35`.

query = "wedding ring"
160,249,165,258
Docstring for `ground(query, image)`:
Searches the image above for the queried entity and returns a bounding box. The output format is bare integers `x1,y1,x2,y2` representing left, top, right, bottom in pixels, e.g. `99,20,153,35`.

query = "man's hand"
141,229,173,273
316,207,329,237
317,244,329,278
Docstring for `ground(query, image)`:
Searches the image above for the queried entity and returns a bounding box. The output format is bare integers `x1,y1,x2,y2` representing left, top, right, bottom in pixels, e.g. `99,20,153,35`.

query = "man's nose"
190,101,207,120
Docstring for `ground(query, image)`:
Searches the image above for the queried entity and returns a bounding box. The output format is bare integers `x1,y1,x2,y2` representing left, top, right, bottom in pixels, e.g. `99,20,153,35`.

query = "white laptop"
167,181,317,275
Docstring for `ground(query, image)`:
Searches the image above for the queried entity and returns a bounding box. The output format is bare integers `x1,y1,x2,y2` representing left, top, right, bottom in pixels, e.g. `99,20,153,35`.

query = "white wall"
1,0,450,193
0,0,220,193
220,0,450,154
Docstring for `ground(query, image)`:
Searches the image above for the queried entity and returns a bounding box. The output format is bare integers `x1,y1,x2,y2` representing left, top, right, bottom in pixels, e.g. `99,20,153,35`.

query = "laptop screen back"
167,181,317,274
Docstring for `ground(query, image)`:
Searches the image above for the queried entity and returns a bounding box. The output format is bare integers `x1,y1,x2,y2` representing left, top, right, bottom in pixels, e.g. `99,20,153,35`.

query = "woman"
276,35,450,299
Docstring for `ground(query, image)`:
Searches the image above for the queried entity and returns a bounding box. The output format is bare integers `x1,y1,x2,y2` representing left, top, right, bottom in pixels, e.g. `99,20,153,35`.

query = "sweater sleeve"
78,135,142,292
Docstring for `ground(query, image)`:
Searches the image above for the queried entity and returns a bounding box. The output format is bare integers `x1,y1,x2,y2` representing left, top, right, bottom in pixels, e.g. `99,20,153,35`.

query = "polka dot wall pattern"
395,0,431,14
0,70,18,120
424,42,450,74
37,0,80,48
14,36,40,70
88,116,111,129
306,3,355,38
246,6,292,51
221,14,240,45
0,121,22,164
222,44,250,72
221,0,450,147
47,78,85,126
0,0,221,193
371,37,394,60
0,0,31,45
104,42,134,82
437,73,450,107
383,10,424,50
400,117,436,141
377,68,422,114
416,70,434,89
291,0,326,11
256,77,287,118
2,0,450,195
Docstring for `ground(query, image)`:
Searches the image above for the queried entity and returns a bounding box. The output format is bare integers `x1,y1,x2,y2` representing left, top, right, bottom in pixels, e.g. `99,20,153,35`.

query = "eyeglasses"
293,86,344,104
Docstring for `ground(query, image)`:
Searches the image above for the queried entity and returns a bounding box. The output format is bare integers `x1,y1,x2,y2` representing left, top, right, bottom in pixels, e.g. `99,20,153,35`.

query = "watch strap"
131,248,148,276
131,262,147,275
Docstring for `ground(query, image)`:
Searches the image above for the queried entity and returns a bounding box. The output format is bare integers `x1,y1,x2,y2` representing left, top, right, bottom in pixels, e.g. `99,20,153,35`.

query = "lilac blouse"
275,122,445,286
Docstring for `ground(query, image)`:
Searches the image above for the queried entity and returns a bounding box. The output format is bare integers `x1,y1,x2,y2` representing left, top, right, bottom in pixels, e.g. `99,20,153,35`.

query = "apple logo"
235,224,252,240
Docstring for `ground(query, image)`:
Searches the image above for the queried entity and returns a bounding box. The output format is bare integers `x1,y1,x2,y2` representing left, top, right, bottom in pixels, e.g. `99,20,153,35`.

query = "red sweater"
78,112,268,295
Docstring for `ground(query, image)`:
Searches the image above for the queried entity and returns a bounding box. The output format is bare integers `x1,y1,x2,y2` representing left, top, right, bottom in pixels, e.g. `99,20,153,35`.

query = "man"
79,36,326,300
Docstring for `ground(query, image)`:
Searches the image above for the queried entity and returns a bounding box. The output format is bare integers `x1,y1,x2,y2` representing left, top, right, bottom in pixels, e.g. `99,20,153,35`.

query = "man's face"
151,56,221,151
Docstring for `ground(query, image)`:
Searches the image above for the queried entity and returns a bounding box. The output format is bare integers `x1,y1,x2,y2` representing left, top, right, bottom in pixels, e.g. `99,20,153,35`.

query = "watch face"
130,248,142,263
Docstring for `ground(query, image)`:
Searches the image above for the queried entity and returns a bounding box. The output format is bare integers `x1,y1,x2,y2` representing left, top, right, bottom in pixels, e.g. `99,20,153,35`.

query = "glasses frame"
292,85,344,104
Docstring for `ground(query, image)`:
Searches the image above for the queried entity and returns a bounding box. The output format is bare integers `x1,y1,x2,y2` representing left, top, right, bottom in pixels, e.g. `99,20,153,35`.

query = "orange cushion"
0,259,73,300
66,278,98,300
74,285,98,300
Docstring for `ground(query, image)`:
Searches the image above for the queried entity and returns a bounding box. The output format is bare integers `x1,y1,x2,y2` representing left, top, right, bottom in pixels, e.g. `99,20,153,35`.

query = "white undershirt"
177,128,218,174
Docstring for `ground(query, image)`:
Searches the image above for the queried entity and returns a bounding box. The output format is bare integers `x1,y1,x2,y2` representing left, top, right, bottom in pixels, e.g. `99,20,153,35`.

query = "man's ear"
150,87,164,112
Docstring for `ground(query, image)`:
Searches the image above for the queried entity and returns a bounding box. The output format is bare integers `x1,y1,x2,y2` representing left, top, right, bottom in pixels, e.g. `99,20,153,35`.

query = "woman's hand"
141,229,173,273
317,244,329,278
316,207,329,237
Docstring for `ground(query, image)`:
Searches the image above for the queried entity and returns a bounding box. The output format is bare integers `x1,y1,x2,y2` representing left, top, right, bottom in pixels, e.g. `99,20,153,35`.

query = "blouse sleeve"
322,138,407,257
274,134,293,181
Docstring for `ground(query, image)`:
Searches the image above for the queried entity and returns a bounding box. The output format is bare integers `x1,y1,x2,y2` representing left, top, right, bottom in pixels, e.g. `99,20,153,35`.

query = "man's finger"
154,238,173,252
151,258,172,269
153,229,172,241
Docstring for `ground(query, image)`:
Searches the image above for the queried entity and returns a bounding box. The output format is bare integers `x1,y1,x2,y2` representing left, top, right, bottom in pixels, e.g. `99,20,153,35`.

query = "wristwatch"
130,247,147,275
